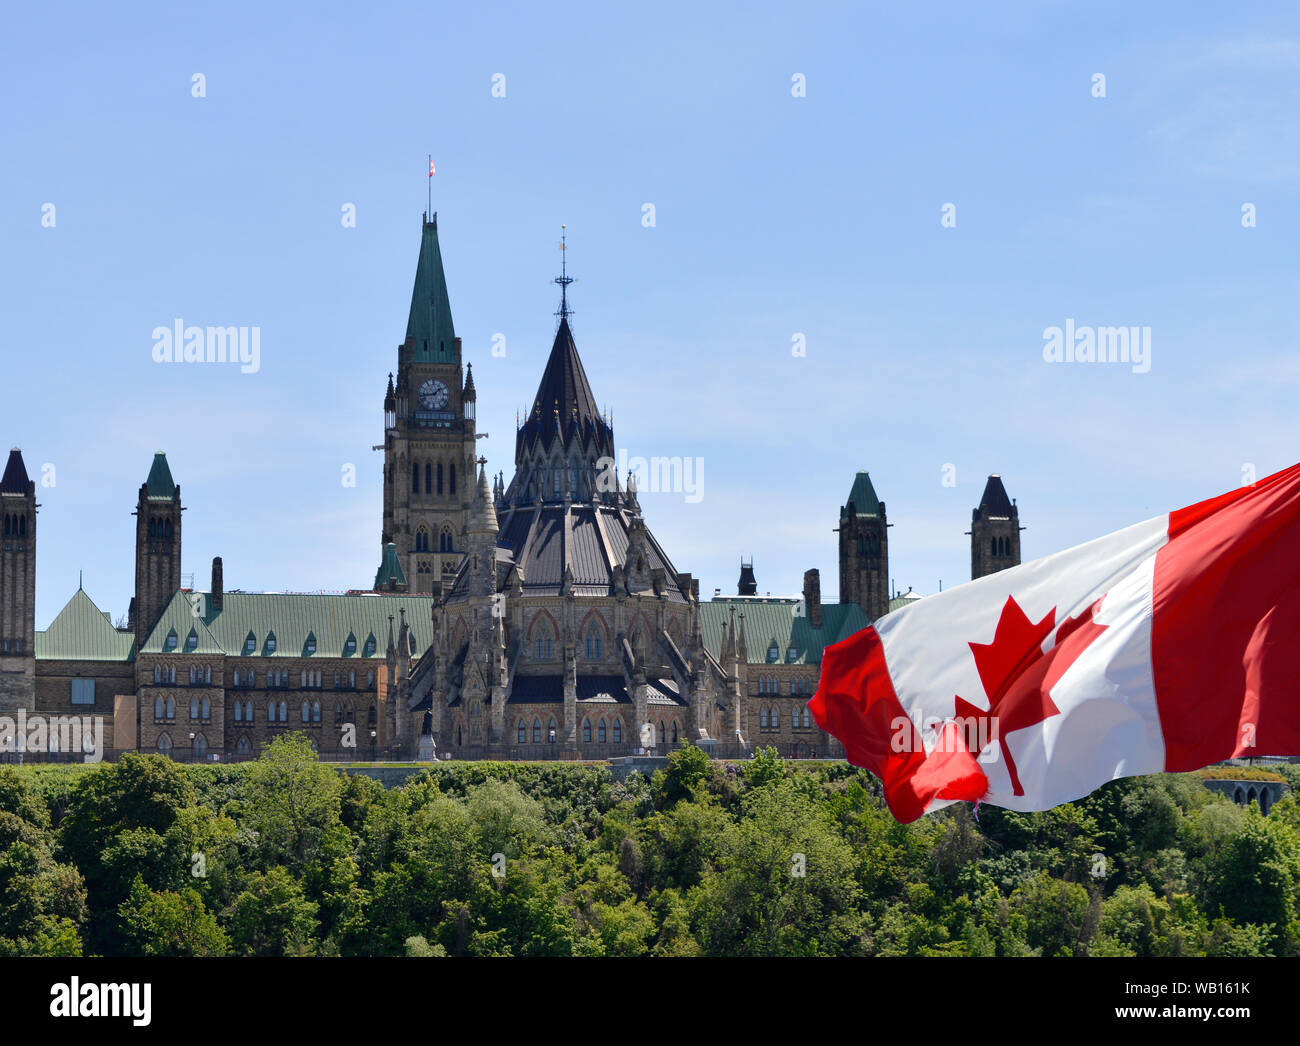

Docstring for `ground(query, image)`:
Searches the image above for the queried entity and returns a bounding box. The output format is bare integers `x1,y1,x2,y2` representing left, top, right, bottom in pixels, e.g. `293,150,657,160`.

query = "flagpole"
427,154,432,219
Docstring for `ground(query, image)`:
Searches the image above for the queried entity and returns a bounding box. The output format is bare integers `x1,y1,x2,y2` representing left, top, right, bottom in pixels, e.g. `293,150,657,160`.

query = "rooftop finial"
554,224,574,320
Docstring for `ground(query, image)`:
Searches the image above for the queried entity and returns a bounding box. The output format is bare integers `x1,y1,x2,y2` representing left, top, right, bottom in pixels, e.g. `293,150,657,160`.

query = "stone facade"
0,451,36,714
838,472,889,621
970,474,1022,579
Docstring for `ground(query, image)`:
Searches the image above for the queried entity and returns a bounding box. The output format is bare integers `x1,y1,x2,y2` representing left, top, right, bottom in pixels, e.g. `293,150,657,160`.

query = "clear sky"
3,1,1298,629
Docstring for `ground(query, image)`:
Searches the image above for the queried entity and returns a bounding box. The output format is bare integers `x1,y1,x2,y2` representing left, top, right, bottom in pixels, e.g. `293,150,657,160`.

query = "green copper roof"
137,591,439,659
405,215,456,363
841,471,881,518
699,597,870,665
35,588,136,662
145,452,177,499
374,542,407,591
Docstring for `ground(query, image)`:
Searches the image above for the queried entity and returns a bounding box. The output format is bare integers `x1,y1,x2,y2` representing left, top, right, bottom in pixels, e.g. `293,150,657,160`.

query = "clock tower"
376,213,480,595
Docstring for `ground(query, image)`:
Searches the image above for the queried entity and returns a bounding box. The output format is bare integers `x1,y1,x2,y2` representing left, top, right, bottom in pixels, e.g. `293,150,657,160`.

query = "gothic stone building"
0,212,1023,762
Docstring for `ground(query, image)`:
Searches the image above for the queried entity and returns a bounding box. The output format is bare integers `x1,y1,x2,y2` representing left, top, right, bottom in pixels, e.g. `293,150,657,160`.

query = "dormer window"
265,632,277,654
344,634,357,656
244,632,256,654
787,645,798,661
767,641,779,662
305,633,317,656
185,629,198,652
164,629,178,652
363,635,376,657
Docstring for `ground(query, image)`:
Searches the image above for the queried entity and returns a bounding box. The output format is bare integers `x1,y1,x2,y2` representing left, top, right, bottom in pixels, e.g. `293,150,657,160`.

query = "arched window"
236,736,251,758
416,529,429,552
412,463,420,493
234,701,243,722
518,721,526,744
533,718,542,744
583,719,592,743
802,707,811,728
154,696,164,719
153,666,161,684
313,701,321,723
658,722,666,744
244,700,253,722
547,718,557,743
585,627,602,659
301,701,310,723
535,629,553,660
267,701,276,722
157,733,172,756
201,697,210,719
671,721,679,743
450,463,456,494
165,696,175,719
279,700,288,722
613,720,622,743
440,528,454,553
598,719,607,743
190,697,199,719
194,734,207,760
368,705,377,726
436,462,443,494
427,462,434,494
760,708,769,728
792,708,801,729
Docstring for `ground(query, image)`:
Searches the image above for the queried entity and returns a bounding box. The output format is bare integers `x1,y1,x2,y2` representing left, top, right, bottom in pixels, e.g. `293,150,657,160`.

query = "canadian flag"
810,463,1300,823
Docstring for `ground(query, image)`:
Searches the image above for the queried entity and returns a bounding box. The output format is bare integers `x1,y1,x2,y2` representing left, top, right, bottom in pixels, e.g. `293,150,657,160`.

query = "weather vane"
554,224,574,319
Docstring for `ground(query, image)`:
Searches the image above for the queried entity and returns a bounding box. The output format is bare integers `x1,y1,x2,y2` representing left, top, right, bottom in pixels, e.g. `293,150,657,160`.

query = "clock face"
418,379,449,410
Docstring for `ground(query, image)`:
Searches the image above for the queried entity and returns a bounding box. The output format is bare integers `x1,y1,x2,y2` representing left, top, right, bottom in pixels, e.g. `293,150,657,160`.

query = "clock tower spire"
378,212,478,595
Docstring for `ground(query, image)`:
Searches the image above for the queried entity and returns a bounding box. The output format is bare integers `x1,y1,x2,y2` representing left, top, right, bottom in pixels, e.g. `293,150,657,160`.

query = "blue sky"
3,1,1298,628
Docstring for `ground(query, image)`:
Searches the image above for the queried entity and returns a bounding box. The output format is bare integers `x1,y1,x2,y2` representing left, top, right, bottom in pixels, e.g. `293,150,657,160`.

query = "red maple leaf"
952,594,1108,795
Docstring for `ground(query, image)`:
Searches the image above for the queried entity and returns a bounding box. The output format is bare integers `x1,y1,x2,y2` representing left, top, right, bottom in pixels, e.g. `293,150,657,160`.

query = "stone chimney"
803,568,822,628
211,556,224,610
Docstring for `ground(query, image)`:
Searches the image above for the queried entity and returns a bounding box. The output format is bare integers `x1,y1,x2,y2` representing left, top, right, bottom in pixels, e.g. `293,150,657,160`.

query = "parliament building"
0,213,1023,762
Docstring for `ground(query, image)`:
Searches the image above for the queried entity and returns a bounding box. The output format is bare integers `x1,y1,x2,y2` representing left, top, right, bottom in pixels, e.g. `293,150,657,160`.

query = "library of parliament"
0,213,1024,762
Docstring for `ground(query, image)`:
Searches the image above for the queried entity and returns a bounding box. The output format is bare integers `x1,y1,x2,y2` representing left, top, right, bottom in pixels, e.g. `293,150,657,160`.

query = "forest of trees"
2,735,1298,957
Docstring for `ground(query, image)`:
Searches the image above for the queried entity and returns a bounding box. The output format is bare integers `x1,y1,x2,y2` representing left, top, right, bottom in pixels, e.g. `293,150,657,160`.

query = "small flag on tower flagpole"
429,158,436,176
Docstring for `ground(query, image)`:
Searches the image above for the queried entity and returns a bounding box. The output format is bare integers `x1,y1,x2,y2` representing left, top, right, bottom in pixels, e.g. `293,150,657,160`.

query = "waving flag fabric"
810,463,1300,823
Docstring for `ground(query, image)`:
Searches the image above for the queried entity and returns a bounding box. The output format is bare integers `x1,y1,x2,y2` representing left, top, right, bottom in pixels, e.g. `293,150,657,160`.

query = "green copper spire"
145,452,177,499
405,213,457,363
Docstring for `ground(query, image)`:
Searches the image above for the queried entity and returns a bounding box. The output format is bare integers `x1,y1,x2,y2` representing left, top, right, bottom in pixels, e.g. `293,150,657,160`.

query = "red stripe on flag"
1152,462,1300,770
810,626,987,822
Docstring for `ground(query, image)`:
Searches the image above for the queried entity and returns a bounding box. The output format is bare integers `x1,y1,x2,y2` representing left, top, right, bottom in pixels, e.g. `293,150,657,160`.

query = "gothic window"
267,701,276,722
165,697,175,719
658,722,666,744
802,707,811,728
427,462,434,494
193,734,207,760
518,721,526,744
154,666,161,684
279,700,288,722
760,707,769,728
165,520,173,541
436,462,443,495
368,705,377,726
533,718,541,744
154,696,164,720
598,719,607,743
157,733,172,756
302,701,310,723
450,463,456,494
235,702,243,722
236,736,251,758
570,464,579,493
671,721,679,743
244,701,254,722
412,463,419,493
585,627,602,659
190,696,199,719
439,528,454,553
613,720,622,743
583,719,592,743
416,528,430,552
553,468,562,495
547,718,557,743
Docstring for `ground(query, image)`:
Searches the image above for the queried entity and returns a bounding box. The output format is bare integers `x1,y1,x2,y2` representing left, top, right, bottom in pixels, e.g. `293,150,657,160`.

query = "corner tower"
379,213,478,594
130,452,182,640
0,449,37,712
838,471,889,621
970,474,1022,579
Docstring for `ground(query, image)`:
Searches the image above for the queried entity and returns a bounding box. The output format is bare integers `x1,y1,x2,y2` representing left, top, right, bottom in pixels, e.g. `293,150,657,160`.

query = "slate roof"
976,474,1014,518
841,471,882,519
137,591,439,659
1,449,30,494
35,589,135,662
405,214,457,364
700,597,870,664
374,542,407,591
515,316,614,460
450,502,691,602
887,591,925,614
